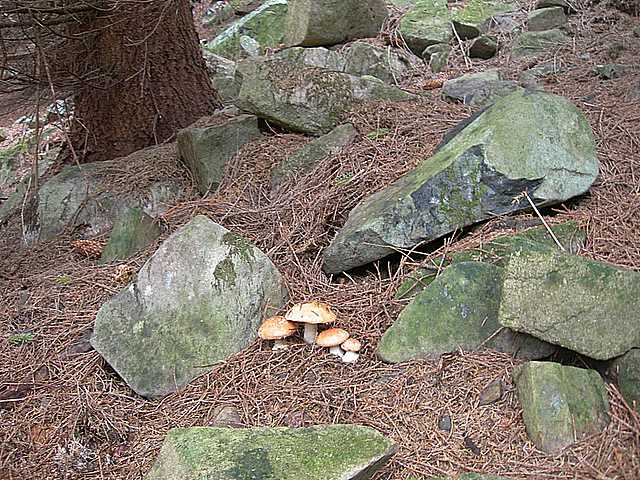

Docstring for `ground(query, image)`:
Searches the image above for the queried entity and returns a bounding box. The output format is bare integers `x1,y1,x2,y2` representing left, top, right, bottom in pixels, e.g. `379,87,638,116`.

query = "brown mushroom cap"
285,301,337,325
316,328,350,347
341,338,362,352
258,316,297,340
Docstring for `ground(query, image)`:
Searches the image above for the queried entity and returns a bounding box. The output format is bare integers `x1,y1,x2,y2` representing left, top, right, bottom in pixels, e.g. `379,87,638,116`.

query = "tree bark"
70,0,219,162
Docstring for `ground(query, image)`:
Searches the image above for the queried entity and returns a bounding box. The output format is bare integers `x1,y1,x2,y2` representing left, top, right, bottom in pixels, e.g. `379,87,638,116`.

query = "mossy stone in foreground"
378,262,554,363
614,348,640,412
146,425,396,480
323,90,598,273
91,215,288,398
499,250,640,360
514,361,609,453
100,208,161,264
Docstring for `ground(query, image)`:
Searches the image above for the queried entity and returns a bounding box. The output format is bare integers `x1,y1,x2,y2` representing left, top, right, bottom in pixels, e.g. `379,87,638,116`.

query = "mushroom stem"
272,339,288,351
342,351,359,363
303,324,318,344
329,346,345,358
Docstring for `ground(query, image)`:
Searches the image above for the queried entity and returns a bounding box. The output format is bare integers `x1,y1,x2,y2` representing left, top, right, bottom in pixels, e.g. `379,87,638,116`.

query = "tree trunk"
71,0,219,162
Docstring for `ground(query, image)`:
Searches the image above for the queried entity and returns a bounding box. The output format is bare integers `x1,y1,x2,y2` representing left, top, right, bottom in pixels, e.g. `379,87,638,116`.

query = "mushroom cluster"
257,301,362,363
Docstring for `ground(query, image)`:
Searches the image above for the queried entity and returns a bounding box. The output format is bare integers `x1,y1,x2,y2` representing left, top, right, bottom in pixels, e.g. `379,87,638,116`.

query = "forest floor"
1,1,640,479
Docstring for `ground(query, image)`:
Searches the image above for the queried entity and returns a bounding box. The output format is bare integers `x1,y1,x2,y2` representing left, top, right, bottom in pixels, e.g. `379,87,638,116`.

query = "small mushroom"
285,301,336,344
258,316,297,350
341,338,362,363
316,328,350,357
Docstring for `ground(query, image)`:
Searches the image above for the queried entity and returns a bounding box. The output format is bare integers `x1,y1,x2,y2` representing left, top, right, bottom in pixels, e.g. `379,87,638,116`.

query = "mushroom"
258,316,297,350
285,301,336,344
341,337,362,363
316,328,350,358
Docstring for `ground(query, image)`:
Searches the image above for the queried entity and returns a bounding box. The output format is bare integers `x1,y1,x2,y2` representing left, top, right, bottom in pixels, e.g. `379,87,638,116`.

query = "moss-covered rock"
378,262,554,363
91,215,288,398
527,7,566,31
177,112,262,195
614,348,640,412
204,0,289,60
450,0,515,40
323,90,598,273
284,0,388,47
499,250,640,360
99,208,161,264
442,70,520,107
146,425,396,480
236,57,415,135
512,29,569,57
514,361,609,453
24,145,183,245
271,124,358,188
399,0,452,55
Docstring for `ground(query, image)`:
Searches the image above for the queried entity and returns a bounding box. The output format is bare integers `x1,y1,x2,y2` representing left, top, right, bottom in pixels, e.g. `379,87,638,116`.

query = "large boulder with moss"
177,111,262,195
323,90,598,273
99,208,161,264
514,362,609,453
275,42,414,84
271,124,358,188
378,262,554,363
91,215,288,398
203,0,289,60
450,0,515,40
23,144,184,245
283,0,388,47
236,58,415,135
398,0,452,55
146,425,396,480
614,349,640,412
499,250,640,360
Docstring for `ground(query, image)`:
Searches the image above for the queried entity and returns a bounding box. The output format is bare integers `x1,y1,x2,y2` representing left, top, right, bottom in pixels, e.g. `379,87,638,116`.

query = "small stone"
633,25,640,38
527,7,567,32
211,405,243,427
478,378,503,405
468,35,498,59
463,435,481,455
423,43,450,73
442,69,520,107
437,414,452,432
514,361,609,453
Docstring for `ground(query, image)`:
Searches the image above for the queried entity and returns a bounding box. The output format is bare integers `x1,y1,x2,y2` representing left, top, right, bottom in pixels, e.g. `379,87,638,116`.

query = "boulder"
442,70,520,107
203,52,242,104
398,0,452,56
469,35,498,59
450,0,515,40
177,111,262,195
271,124,358,188
514,361,609,453
527,7,566,32
236,57,415,135
377,262,555,363
99,208,161,264
323,90,598,273
512,29,569,57
91,215,288,398
146,425,396,480
284,0,388,47
275,42,414,84
204,0,289,60
23,144,184,245
614,349,640,412
499,250,640,360
423,43,450,73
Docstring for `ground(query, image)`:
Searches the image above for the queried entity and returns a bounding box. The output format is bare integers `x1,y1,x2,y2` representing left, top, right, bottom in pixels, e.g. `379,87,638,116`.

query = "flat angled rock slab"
236,58,415,135
377,262,555,363
146,425,396,480
514,361,609,453
499,250,640,360
91,215,288,398
284,0,388,47
323,90,598,273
